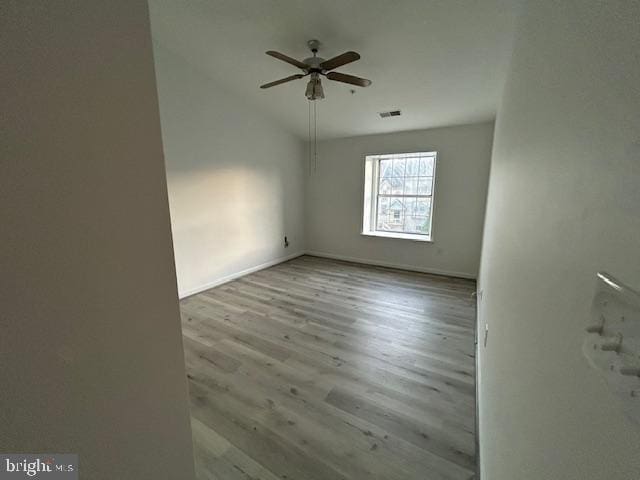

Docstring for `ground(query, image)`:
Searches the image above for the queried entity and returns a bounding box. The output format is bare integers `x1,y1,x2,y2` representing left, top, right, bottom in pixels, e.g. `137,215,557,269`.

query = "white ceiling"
149,0,518,140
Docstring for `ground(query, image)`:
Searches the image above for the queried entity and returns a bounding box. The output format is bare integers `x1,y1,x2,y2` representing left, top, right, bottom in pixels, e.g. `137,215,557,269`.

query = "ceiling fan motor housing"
303,56,326,72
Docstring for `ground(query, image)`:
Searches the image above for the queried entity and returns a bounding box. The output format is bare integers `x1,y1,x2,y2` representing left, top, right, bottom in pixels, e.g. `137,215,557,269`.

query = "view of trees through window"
375,153,435,235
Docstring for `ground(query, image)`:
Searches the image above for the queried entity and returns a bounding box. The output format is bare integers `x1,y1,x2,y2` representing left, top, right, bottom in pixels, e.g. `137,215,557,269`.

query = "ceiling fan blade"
319,51,360,71
265,51,309,70
325,71,372,87
260,74,306,89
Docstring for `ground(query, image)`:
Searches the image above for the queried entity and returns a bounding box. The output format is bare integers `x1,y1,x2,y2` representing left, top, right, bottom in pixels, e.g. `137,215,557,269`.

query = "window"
362,152,436,241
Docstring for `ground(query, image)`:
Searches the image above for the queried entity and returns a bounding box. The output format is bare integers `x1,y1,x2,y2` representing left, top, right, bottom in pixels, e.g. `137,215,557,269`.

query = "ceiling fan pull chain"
314,100,318,172
308,99,312,176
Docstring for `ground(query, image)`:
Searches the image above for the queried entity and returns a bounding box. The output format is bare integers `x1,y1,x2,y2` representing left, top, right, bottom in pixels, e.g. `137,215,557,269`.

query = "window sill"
361,231,433,242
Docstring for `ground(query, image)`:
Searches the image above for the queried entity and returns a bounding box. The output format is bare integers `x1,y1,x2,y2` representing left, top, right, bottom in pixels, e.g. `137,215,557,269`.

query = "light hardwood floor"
180,255,477,480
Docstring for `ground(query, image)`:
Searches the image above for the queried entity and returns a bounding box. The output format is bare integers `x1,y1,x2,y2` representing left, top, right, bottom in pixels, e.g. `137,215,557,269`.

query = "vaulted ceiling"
149,0,518,139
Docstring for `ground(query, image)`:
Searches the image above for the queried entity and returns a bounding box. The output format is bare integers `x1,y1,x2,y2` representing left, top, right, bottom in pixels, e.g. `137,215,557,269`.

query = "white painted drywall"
147,0,517,139
151,43,306,298
478,1,640,479
305,123,494,278
0,2,195,478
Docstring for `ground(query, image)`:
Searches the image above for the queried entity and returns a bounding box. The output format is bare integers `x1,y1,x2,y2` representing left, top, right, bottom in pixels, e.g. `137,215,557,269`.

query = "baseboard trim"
178,251,305,299
305,250,477,280
475,293,481,480
179,249,475,299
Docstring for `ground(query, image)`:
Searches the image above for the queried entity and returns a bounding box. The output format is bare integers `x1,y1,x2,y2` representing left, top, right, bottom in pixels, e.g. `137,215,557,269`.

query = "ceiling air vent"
379,110,401,118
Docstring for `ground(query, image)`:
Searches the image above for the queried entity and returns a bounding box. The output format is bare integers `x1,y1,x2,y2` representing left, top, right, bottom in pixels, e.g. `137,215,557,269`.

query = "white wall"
478,1,640,479
0,2,195,478
151,43,306,298
305,122,494,278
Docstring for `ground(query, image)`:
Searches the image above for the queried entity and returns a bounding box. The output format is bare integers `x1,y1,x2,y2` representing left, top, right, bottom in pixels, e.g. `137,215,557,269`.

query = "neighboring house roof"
389,199,404,210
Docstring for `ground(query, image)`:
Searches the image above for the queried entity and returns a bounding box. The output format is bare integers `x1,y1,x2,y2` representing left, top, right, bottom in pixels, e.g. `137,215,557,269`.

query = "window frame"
361,151,437,242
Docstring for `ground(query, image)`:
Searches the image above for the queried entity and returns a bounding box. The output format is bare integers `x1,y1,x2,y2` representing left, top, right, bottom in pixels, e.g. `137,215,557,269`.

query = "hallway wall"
478,1,640,478
0,2,195,478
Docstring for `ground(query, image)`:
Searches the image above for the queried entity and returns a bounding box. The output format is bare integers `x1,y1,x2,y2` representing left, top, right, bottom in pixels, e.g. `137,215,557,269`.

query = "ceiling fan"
260,39,372,100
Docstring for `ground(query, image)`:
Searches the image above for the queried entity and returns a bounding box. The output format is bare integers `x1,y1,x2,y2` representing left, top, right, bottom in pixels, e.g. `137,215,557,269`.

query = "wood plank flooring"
180,255,477,480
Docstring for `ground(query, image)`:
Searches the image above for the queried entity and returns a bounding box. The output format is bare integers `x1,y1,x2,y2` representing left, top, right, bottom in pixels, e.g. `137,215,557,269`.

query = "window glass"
367,153,436,238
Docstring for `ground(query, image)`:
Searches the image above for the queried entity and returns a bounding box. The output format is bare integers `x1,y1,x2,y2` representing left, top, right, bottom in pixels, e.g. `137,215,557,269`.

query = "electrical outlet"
583,272,640,425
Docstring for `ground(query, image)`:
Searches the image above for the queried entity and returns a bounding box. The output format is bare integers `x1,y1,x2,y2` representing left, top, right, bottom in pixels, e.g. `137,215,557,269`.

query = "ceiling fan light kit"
260,39,372,101
304,73,324,100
